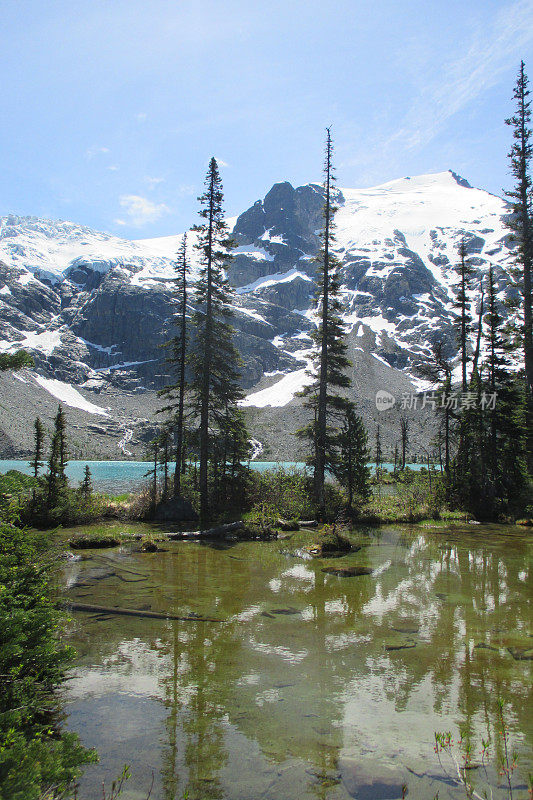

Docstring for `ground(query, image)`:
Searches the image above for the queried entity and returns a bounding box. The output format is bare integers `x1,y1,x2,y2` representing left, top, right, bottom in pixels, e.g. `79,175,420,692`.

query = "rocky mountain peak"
0,171,516,460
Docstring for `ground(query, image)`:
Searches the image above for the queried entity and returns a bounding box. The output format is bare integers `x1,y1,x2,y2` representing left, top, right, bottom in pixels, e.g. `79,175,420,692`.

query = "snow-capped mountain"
0,171,515,459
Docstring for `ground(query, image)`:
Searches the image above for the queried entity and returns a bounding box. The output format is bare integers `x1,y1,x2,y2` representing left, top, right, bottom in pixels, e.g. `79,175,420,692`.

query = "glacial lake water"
60,522,532,800
0,460,425,495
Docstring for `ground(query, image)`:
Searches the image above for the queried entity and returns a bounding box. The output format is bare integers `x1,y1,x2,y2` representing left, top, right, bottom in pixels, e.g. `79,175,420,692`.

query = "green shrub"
0,470,38,524
243,501,279,535
318,523,351,552
20,480,109,529
250,467,315,520
0,523,96,797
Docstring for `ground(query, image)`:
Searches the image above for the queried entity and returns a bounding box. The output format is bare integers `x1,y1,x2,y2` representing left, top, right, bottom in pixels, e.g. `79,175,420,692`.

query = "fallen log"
299,520,319,528
167,521,245,540
277,518,299,531
59,601,221,623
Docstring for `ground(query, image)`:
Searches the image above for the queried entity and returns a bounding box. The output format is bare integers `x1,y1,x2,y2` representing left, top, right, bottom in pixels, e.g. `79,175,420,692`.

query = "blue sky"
1,0,532,239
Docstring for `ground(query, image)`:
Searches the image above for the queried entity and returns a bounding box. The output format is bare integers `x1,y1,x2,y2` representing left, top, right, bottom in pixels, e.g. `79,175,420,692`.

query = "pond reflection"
63,524,532,800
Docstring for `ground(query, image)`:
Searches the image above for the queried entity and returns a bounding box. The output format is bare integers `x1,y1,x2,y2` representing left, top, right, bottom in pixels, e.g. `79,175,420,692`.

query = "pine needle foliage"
189,157,249,523
298,129,368,513
158,232,190,497
504,60,533,472
453,237,476,392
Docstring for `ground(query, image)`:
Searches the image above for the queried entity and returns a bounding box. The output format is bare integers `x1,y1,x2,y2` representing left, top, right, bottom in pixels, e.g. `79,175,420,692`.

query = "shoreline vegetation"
1,463,528,536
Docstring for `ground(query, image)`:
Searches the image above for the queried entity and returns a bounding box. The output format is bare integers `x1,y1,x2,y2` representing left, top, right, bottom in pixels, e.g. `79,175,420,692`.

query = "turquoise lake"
0,460,425,495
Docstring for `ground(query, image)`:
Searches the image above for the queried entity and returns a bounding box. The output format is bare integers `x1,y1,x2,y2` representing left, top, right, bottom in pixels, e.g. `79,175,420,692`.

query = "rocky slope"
0,171,515,460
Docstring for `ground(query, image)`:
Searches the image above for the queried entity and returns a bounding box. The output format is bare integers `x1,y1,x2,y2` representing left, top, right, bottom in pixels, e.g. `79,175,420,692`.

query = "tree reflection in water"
63,524,531,800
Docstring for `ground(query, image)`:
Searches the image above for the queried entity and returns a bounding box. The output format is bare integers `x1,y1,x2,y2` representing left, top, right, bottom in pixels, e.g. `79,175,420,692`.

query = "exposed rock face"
0,171,517,459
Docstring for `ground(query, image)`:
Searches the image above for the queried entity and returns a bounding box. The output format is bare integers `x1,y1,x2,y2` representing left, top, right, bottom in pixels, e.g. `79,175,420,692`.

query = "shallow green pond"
61,523,532,800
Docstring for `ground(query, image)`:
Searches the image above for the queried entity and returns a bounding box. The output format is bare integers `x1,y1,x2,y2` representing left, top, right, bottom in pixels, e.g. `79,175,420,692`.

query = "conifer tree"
30,417,45,478
505,60,533,471
399,417,409,471
453,238,475,392
420,341,455,477
299,128,352,513
46,406,68,508
46,431,61,509
332,406,370,510
159,427,172,501
375,423,383,475
159,233,190,497
55,405,68,479
450,270,528,518
484,267,528,507
190,157,247,523
80,465,92,502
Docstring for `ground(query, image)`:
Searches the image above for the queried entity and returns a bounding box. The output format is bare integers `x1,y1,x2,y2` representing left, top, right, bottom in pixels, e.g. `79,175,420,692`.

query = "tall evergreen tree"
484,267,528,507
418,341,455,477
159,233,190,498
299,128,352,513
399,416,409,471
30,417,45,478
190,157,247,523
450,270,528,519
375,423,383,475
453,238,475,392
157,427,172,501
54,405,68,479
45,406,68,509
505,60,533,471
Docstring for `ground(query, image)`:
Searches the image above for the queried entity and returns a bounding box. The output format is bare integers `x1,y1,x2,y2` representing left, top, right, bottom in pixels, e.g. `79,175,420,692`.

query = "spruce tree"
375,423,383,475
55,405,68,479
46,431,61,509
30,417,45,478
450,271,528,519
505,60,533,471
299,128,352,513
190,157,247,523
159,427,172,501
46,406,68,508
484,267,528,509
80,465,92,502
453,238,475,392
420,340,455,477
332,406,370,510
399,416,409,471
159,233,190,498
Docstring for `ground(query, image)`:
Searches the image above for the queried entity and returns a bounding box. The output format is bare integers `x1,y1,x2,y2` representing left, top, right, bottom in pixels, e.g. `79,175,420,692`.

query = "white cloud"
395,0,533,151
136,112,148,122
340,0,533,176
86,145,110,159
145,176,165,189
115,194,170,227
107,165,119,171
